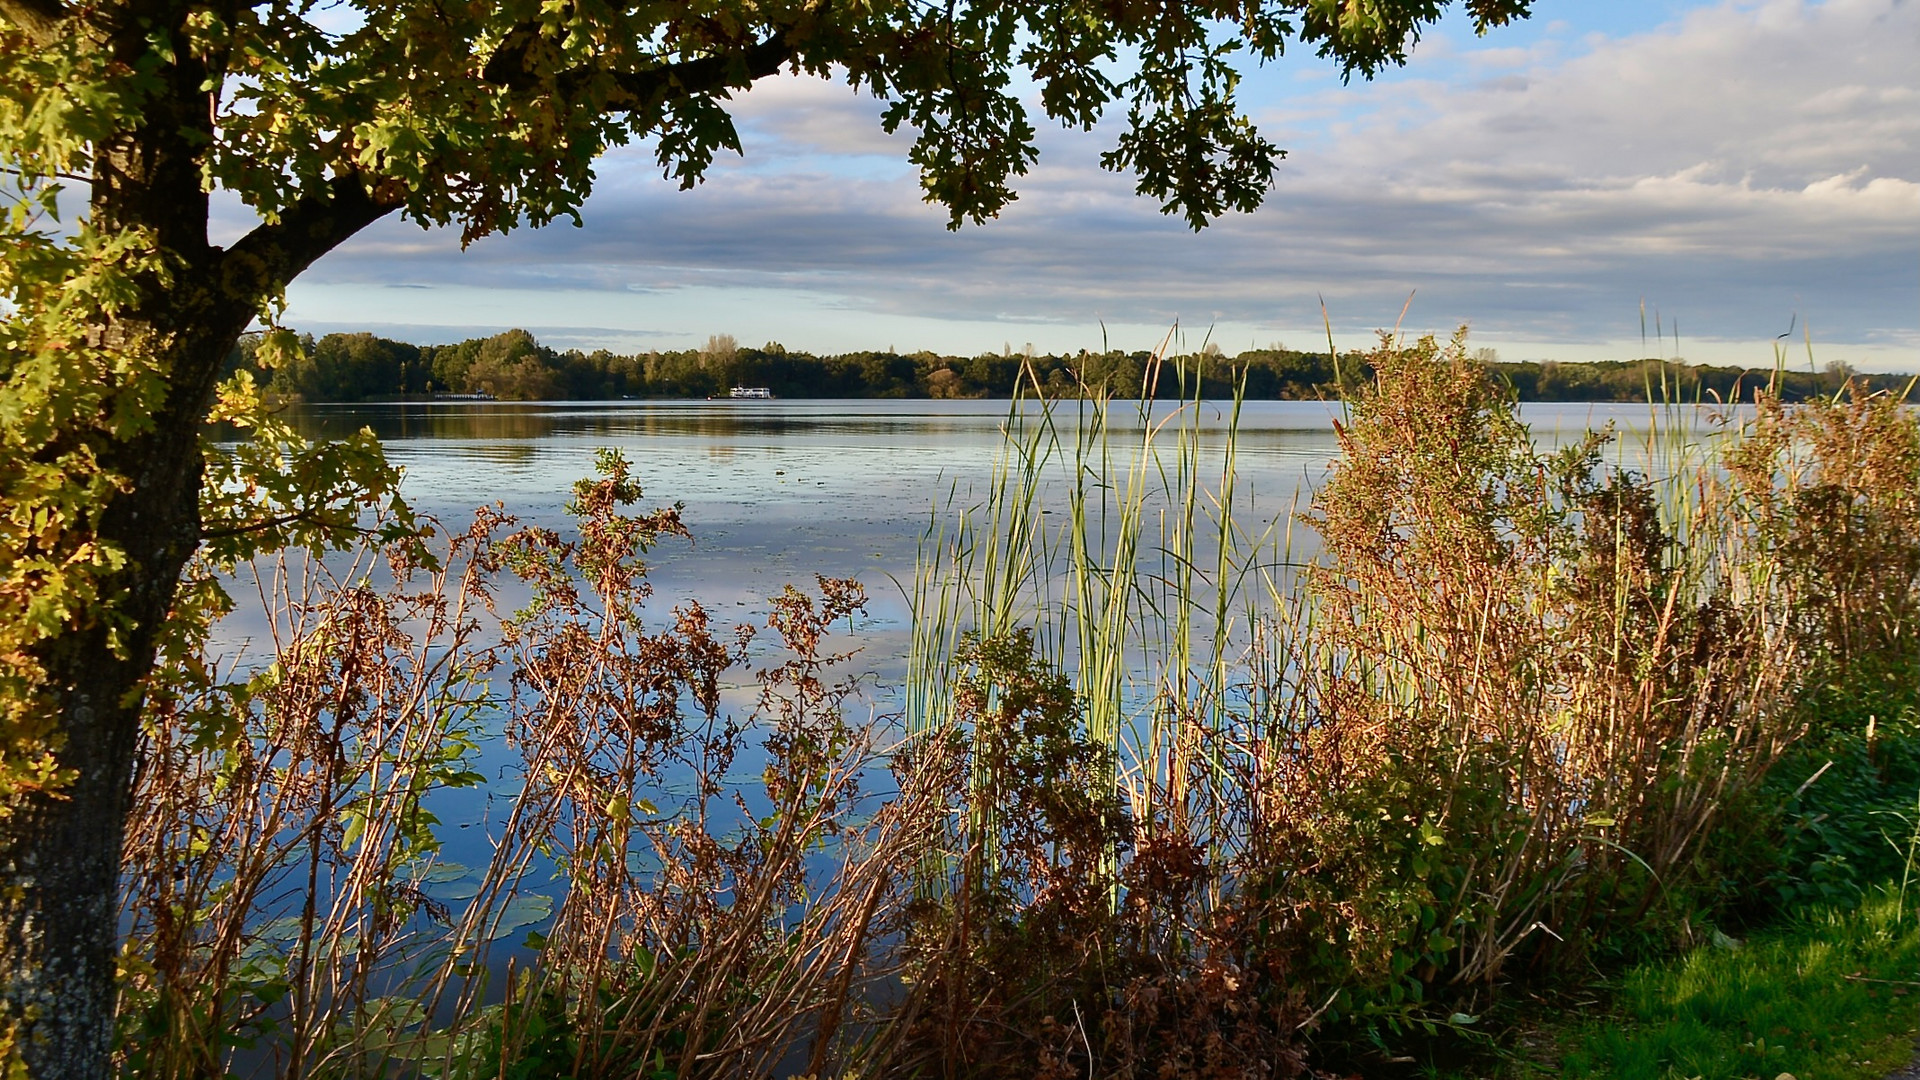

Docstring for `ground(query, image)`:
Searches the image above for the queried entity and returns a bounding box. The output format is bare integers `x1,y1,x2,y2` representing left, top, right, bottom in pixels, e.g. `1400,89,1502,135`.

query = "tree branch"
484,25,799,111
200,508,385,541
606,30,797,113
211,33,797,313
0,0,69,47
220,172,401,308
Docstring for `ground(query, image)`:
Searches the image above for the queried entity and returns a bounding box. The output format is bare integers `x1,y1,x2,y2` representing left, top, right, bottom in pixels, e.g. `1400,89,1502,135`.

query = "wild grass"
113,328,1920,1078
1553,885,1920,1080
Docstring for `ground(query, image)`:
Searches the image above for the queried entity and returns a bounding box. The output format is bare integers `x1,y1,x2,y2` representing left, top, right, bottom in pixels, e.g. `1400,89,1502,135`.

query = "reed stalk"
115,330,1920,1079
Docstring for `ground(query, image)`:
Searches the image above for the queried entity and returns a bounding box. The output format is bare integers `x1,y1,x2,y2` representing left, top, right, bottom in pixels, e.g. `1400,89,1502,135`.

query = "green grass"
1528,886,1920,1080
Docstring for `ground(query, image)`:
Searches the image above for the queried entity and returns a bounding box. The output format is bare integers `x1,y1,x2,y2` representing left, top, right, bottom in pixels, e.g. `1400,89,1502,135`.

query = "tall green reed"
903,326,1920,1037
117,329,1920,1078
903,338,1281,877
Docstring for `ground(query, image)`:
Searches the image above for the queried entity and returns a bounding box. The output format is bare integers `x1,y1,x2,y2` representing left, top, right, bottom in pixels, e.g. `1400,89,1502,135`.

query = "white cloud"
726,76,909,161
292,0,1920,365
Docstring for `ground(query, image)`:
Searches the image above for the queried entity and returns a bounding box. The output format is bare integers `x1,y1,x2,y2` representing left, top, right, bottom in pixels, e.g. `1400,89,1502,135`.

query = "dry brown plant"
114,360,1920,1078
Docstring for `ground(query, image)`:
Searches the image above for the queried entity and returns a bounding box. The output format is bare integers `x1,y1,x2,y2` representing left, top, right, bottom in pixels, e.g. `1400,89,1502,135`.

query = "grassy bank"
1476,695,1920,1079
117,329,1920,1078
1488,885,1920,1080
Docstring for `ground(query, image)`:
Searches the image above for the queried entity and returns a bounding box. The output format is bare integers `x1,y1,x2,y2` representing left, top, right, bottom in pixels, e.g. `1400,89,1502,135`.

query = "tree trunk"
0,290,250,1072
0,18,392,1064
0,596,185,1080
0,12,231,1067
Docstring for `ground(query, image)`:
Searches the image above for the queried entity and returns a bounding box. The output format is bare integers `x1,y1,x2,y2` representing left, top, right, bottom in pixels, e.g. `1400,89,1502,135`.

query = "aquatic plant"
113,337,1920,1077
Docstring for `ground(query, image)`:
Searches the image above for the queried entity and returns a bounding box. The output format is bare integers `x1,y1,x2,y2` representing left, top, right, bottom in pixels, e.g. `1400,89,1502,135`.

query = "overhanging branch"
212,30,799,312
200,508,385,541
220,172,400,309
605,30,798,113
482,23,798,111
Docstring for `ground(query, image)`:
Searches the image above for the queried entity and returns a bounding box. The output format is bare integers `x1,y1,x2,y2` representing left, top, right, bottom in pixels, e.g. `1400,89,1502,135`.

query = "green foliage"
200,361,427,569
246,326,1914,403
947,626,1130,931
1493,357,1891,403
272,333,431,401
1685,385,1920,915
449,974,697,1080
0,220,166,808
1,0,1538,294
1720,678,1920,912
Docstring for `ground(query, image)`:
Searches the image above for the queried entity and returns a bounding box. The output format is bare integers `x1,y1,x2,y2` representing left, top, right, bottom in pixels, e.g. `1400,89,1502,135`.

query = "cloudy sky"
269,0,1919,368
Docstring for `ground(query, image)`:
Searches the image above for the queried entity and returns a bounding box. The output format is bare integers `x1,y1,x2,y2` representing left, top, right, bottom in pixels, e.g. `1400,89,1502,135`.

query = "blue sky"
255,0,1920,368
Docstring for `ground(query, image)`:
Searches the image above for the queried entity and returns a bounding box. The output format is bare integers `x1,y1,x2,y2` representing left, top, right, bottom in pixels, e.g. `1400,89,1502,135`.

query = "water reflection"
215,398,1736,679
277,400,1044,444
250,396,1732,558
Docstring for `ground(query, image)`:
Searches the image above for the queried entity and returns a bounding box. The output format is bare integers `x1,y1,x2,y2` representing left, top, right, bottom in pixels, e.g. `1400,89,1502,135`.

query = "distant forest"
233,328,1908,404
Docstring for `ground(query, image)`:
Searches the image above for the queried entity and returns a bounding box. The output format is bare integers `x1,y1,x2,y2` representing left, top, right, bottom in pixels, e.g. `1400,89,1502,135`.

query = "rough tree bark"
0,16,399,1067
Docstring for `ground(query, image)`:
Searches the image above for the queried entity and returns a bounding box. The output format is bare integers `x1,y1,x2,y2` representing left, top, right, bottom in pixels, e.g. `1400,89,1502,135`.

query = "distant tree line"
230,329,1909,404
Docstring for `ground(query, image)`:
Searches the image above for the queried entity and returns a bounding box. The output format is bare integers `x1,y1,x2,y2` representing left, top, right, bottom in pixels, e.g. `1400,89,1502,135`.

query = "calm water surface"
282,398,1701,640
227,398,1733,943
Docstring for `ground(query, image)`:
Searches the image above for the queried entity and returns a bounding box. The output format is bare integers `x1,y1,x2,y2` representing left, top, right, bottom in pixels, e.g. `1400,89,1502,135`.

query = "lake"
271,398,1707,680
199,396,1741,982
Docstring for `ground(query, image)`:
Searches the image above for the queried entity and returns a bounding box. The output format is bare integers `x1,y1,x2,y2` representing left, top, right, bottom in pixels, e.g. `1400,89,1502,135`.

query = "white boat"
729,387,773,399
